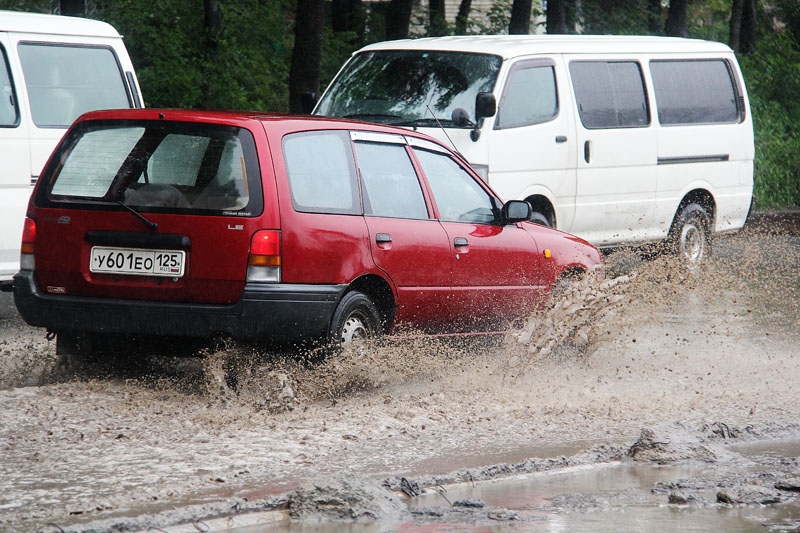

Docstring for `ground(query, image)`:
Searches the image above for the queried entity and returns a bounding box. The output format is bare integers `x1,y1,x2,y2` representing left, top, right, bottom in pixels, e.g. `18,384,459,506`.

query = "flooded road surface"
1,224,799,532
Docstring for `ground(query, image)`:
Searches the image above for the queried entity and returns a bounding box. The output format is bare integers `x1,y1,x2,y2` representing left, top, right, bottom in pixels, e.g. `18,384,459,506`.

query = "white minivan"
314,35,754,266
0,10,143,289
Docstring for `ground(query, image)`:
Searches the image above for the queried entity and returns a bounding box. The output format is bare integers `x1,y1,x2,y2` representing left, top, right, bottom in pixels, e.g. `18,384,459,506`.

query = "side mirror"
502,200,532,224
475,92,496,120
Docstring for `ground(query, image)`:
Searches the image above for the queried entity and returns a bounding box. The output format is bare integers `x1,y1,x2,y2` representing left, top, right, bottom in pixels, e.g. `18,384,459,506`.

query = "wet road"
0,224,799,532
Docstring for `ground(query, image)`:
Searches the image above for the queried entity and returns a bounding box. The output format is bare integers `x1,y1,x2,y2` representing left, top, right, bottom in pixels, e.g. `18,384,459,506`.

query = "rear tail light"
247,229,281,282
19,217,36,271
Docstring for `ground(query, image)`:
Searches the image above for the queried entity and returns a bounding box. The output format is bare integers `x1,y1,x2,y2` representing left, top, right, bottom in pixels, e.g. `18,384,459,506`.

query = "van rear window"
42,120,263,216
650,59,740,125
18,43,130,128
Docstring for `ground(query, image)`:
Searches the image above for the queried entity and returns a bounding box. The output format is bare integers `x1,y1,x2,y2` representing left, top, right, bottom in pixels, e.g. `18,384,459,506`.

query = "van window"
414,148,496,224
569,61,649,129
315,50,502,126
0,46,18,127
356,142,429,219
18,43,130,128
284,130,360,215
496,63,557,129
650,60,740,125
46,122,260,214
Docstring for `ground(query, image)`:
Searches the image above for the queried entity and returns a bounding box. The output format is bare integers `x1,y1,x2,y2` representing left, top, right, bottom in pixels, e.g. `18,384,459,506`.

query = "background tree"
509,0,532,34
429,0,447,36
546,0,567,34
59,0,84,15
289,0,324,113
454,0,472,35
386,0,413,39
664,0,688,37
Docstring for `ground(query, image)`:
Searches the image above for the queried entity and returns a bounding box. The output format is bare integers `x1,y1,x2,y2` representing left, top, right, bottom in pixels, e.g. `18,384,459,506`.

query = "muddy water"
1,230,800,532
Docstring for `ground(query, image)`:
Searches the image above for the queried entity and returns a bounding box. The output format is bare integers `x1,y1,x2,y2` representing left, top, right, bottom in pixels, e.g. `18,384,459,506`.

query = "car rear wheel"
669,202,711,269
328,291,382,352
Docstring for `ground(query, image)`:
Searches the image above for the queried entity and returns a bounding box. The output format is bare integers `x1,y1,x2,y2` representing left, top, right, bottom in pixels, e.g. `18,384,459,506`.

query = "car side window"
413,148,497,224
0,45,18,127
496,63,558,129
284,130,360,215
355,141,429,219
569,60,649,129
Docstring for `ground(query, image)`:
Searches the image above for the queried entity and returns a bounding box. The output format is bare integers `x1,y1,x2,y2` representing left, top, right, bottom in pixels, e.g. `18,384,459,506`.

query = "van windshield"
316,50,501,126
42,120,263,216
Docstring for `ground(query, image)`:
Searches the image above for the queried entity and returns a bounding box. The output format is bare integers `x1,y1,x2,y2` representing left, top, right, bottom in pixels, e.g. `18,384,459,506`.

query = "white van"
314,35,754,266
0,10,143,288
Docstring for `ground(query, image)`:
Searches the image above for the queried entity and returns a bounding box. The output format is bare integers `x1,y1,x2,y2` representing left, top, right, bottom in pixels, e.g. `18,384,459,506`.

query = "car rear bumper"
13,271,345,342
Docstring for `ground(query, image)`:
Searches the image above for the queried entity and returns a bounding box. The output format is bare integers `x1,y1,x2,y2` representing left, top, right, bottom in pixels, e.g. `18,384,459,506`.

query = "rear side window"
18,43,130,128
650,59,740,125
496,62,558,129
355,141,428,219
0,45,18,127
43,120,262,215
570,61,649,129
283,130,360,215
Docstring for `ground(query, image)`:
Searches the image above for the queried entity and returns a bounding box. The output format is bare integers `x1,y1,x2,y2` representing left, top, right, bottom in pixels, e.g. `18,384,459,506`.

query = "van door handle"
376,233,392,244
555,135,567,143
584,140,591,163
454,237,469,247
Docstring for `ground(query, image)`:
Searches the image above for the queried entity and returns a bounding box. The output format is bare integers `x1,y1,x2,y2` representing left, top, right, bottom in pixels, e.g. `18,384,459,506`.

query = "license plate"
90,247,185,277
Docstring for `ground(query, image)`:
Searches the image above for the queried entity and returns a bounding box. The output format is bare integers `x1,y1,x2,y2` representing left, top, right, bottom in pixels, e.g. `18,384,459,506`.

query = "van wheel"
55,331,99,372
669,203,711,269
328,291,382,352
530,211,552,227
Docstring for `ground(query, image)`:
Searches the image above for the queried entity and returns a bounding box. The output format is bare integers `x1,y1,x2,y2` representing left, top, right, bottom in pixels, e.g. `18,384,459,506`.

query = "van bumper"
12,271,345,342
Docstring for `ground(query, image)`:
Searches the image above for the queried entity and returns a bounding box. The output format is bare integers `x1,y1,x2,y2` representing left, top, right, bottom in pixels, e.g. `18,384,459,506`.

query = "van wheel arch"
524,195,555,228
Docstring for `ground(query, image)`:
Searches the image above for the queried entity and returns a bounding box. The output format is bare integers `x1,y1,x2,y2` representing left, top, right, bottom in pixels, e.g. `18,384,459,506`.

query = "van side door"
0,37,31,281
487,57,577,228
568,58,658,246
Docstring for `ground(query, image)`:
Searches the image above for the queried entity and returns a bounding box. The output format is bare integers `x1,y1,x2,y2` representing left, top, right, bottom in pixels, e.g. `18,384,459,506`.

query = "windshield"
316,50,502,126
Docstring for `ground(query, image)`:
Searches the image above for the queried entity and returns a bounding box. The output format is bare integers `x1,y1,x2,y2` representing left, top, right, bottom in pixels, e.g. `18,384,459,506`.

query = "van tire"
55,331,98,372
328,291,382,350
530,211,552,227
669,203,711,269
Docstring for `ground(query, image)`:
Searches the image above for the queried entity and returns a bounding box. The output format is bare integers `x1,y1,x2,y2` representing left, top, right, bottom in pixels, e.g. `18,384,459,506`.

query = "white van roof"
357,35,733,58
0,10,121,38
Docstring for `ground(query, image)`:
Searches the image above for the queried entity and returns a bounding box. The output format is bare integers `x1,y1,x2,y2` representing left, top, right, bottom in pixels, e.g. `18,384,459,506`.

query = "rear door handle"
555,135,567,143
376,233,392,244
454,237,469,247
584,140,591,163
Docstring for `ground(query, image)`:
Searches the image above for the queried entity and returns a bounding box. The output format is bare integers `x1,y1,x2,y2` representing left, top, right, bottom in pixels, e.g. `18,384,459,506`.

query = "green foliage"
739,31,800,207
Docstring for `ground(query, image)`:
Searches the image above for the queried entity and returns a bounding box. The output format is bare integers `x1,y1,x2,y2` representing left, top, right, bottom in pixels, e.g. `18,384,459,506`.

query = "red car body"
13,109,602,349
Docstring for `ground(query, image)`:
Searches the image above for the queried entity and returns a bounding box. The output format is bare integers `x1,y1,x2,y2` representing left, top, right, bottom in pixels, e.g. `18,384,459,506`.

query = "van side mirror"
502,200,532,224
475,92,496,120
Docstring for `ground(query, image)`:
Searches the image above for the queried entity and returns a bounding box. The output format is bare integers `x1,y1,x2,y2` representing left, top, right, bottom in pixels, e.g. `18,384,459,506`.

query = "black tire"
530,211,552,227
328,291,382,350
55,331,99,372
669,202,711,269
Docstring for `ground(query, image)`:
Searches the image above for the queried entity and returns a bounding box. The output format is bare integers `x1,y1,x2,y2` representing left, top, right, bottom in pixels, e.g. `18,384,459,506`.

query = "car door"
410,139,549,328
352,132,453,328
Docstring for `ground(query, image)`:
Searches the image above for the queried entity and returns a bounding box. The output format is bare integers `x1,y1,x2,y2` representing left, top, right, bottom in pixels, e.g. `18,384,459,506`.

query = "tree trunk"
60,0,85,16
289,0,325,113
429,0,447,36
664,0,688,37
729,0,743,52
647,0,662,35
332,0,365,43
386,0,413,40
455,0,472,35
739,0,757,54
509,0,533,35
201,0,223,108
546,0,567,34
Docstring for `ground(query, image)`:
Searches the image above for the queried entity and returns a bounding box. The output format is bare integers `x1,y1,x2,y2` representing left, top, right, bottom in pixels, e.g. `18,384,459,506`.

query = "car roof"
354,35,733,59
0,10,121,38
74,107,457,152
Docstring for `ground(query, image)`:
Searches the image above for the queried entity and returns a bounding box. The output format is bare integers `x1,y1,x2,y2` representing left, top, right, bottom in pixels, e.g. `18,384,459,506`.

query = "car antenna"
426,104,464,159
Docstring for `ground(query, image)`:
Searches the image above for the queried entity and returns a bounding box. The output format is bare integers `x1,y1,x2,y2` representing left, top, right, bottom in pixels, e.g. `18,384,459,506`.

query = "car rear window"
40,120,263,216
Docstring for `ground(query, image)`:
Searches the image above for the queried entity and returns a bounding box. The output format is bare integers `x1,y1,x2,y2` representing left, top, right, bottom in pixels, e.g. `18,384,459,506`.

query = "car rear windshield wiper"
117,200,158,231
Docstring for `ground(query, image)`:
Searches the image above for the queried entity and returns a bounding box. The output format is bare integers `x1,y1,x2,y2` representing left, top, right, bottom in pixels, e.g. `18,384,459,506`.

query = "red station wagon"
13,109,602,357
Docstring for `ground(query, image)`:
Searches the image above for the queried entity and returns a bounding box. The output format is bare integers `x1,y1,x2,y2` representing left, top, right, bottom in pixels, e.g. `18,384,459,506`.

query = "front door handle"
454,237,469,247
555,135,567,143
376,233,392,244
